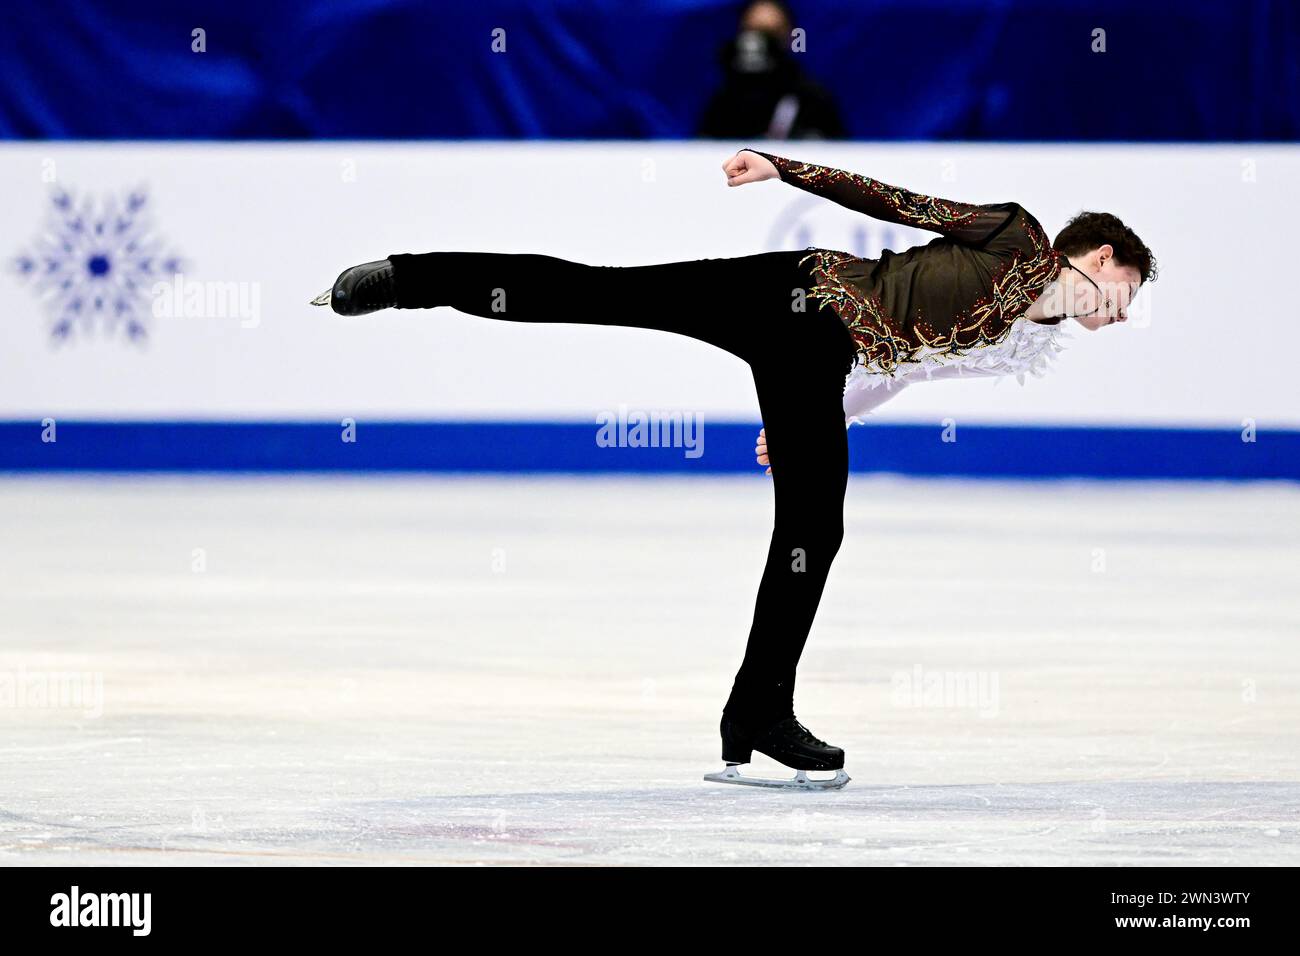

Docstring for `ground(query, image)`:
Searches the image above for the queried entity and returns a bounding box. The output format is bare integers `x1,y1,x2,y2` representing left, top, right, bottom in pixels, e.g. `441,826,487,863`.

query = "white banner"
0,142,1293,428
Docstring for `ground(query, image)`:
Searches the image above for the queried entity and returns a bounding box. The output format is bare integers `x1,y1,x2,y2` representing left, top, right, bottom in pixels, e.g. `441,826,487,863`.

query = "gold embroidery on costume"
780,161,981,231
801,213,1063,375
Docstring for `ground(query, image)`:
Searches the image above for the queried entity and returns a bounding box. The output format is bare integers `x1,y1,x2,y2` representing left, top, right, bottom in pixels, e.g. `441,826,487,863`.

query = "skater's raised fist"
755,427,771,476
723,150,778,187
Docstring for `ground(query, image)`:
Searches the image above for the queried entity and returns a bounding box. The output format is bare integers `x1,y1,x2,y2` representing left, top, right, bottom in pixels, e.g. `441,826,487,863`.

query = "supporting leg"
722,339,854,731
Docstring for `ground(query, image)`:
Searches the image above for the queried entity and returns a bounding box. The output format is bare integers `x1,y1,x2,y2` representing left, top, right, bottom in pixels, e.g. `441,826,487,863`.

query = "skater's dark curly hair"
1053,212,1158,283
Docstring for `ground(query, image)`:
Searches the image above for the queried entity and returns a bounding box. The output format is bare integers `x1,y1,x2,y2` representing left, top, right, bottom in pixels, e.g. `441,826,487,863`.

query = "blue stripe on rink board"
0,421,1296,480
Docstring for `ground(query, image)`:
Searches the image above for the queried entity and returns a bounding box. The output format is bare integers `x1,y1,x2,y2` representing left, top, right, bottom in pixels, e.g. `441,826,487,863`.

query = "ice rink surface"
2,474,1298,866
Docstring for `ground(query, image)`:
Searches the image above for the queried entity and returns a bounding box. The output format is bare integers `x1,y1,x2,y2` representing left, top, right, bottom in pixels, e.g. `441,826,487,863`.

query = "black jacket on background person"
698,30,846,140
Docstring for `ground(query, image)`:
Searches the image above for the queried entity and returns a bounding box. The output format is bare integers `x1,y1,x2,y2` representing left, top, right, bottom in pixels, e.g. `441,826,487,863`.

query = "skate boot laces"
777,717,829,748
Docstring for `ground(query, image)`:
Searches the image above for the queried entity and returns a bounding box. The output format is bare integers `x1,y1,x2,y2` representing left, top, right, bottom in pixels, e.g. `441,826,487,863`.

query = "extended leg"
316,251,810,361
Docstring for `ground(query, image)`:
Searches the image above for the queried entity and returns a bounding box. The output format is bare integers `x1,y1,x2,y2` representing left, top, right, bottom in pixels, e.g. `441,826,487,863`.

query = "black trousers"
389,250,857,728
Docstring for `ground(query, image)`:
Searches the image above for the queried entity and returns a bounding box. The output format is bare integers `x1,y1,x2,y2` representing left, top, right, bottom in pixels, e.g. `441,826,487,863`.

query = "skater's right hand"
723,150,779,187
755,427,771,476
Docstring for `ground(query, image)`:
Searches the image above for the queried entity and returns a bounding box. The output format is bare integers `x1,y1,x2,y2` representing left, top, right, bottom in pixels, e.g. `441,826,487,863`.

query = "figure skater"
312,149,1156,789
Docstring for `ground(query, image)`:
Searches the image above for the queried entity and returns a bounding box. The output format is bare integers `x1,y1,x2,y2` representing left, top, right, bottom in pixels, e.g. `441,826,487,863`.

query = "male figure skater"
313,149,1156,789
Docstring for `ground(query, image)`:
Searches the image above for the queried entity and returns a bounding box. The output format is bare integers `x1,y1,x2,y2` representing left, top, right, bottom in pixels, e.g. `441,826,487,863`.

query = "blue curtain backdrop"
1,0,1296,140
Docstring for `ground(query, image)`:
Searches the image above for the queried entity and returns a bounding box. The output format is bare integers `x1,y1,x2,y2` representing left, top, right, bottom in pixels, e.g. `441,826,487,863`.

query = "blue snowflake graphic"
13,188,183,343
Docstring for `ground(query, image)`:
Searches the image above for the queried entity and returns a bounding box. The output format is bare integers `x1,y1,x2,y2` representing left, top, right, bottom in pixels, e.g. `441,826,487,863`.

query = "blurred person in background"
698,0,845,140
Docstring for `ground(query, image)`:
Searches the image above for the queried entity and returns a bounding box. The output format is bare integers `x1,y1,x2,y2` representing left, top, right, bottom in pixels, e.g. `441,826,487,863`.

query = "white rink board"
0,142,1295,429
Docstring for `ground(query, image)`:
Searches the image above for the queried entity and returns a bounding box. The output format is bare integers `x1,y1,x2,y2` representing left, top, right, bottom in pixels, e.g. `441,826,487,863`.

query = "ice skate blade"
704,764,850,791
309,289,332,307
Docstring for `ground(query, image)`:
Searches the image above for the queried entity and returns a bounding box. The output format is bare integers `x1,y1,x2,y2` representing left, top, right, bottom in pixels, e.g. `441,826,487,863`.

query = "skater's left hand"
723,150,779,187
755,427,771,476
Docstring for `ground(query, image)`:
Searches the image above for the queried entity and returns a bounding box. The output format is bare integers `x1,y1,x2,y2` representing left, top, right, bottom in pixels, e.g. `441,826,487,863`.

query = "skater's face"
1065,245,1143,331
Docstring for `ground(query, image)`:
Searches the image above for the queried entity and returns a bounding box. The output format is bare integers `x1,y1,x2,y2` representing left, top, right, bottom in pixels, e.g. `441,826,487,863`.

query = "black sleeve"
748,150,1018,245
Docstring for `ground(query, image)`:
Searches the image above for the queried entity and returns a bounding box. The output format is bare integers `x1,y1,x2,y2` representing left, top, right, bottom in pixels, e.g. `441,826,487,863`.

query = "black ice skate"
704,715,850,790
309,259,397,315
